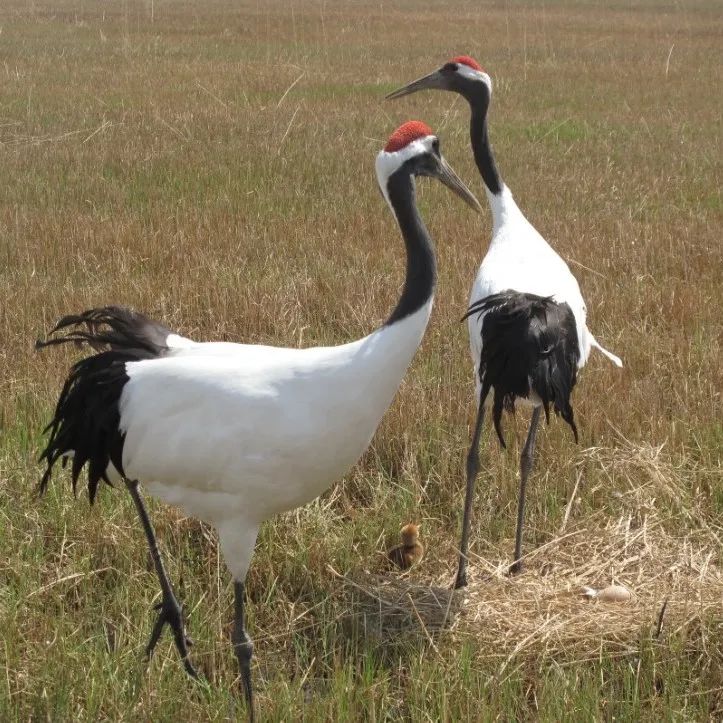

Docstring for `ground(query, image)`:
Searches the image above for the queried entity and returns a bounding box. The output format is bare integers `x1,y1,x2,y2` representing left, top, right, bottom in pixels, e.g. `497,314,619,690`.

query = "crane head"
376,121,482,213
386,55,492,102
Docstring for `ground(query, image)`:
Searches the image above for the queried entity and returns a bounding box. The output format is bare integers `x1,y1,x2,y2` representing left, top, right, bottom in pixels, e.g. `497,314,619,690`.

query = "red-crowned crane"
388,57,622,587
36,121,481,719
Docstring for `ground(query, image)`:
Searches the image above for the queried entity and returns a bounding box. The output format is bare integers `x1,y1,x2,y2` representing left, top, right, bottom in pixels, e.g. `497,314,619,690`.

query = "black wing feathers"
465,291,580,447
37,305,172,502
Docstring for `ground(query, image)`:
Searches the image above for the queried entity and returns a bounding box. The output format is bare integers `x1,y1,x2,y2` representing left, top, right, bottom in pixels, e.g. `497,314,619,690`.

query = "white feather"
118,298,432,580
165,333,196,349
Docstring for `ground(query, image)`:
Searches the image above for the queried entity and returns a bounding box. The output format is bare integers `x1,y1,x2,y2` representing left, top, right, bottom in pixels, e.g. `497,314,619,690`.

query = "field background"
1,0,721,720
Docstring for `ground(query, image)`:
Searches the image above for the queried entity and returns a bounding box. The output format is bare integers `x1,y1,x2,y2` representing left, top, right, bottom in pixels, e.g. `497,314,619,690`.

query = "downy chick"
387,523,424,570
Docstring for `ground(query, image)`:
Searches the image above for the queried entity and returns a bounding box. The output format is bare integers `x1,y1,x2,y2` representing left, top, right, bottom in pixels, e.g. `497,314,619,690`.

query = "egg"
582,584,633,602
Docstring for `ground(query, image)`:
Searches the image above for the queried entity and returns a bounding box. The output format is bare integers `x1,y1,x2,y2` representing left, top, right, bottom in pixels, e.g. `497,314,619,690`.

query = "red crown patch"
451,55,484,73
384,120,435,153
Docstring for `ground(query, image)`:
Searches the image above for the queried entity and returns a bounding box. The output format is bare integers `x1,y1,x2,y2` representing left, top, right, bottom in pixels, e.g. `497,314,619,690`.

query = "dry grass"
346,444,722,660
1,0,721,719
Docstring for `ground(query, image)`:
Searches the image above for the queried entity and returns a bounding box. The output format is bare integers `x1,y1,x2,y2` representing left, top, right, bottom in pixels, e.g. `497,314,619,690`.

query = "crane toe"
146,595,198,679
508,560,524,576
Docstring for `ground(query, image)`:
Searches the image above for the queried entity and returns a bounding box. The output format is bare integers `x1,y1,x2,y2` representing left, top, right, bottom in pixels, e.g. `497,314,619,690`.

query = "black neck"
469,96,503,196
384,167,437,326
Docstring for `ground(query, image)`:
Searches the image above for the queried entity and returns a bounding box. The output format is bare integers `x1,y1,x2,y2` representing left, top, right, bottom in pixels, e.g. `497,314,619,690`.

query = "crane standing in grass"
388,57,622,587
36,121,481,720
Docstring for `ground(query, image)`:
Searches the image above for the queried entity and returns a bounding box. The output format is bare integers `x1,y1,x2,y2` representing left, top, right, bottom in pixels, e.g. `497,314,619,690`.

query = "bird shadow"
331,568,462,649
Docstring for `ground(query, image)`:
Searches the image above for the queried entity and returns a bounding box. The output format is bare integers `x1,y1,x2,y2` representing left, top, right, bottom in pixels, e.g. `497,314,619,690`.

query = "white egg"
582,584,633,602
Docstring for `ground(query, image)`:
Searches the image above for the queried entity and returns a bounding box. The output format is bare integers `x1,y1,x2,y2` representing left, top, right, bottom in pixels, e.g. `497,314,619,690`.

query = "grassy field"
1,0,721,719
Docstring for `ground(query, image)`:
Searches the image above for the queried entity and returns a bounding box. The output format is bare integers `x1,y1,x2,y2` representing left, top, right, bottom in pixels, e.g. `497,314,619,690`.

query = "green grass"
1,0,722,719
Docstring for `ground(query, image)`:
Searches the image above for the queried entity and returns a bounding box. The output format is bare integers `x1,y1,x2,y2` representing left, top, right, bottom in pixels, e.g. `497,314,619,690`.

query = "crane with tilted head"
36,120,481,719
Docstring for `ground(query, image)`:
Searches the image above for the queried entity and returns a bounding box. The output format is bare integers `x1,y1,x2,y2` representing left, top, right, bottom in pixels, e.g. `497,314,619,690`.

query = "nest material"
340,443,722,661
341,574,461,641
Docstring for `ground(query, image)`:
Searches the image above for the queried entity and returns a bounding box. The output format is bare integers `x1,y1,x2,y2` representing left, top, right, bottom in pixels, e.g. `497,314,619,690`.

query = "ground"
0,0,721,720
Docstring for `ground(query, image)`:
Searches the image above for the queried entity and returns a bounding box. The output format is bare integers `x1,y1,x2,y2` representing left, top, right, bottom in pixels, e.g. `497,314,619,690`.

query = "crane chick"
387,523,424,570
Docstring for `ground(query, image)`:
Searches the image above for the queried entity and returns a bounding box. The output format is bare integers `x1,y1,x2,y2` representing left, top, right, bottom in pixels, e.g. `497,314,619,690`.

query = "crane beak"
386,70,444,100
435,156,483,213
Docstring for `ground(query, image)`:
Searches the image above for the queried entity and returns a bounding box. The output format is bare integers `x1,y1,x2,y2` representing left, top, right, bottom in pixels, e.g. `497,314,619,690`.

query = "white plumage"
469,188,622,377
119,310,430,579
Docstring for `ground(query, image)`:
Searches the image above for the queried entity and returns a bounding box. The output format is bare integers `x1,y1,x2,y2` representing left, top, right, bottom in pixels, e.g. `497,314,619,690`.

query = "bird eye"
442,62,457,72
432,138,440,153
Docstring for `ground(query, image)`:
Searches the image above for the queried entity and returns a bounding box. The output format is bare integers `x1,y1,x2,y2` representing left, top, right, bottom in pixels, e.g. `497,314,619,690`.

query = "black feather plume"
37,306,172,502
464,291,580,447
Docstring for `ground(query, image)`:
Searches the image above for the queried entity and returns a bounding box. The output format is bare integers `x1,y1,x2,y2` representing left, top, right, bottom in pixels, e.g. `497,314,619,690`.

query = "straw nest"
336,443,722,661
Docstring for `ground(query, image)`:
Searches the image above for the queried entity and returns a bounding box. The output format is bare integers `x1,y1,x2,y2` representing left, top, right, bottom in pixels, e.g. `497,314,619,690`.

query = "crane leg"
509,407,542,575
125,479,198,679
232,581,255,722
454,397,486,589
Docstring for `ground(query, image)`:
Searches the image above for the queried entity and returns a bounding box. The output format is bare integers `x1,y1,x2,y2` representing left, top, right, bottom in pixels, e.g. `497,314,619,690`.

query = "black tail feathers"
36,305,172,357
37,306,171,502
464,291,581,447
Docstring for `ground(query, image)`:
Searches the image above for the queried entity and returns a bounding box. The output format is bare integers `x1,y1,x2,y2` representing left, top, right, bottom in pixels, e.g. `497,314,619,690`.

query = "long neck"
468,93,526,234
469,97,503,198
384,170,437,326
